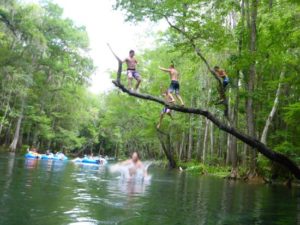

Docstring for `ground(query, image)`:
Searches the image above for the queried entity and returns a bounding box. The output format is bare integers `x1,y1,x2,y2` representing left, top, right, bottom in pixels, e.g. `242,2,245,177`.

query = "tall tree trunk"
202,118,209,164
26,129,31,147
226,0,244,177
226,130,231,165
32,128,39,147
157,129,177,168
226,91,232,165
230,78,240,175
18,127,23,148
196,118,202,161
187,114,193,161
0,101,10,137
4,121,12,146
9,99,25,152
260,71,284,145
210,121,214,158
179,131,185,161
246,0,258,177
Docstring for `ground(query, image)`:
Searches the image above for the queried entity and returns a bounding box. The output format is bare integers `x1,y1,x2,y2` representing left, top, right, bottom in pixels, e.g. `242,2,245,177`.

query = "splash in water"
110,161,152,182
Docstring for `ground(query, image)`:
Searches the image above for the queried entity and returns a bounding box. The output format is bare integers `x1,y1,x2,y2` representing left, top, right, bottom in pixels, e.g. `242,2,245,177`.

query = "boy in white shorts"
123,50,141,91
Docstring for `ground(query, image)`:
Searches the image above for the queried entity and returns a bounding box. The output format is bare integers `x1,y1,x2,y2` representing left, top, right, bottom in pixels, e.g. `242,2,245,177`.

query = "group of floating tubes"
25,152,68,161
72,156,108,165
25,152,108,166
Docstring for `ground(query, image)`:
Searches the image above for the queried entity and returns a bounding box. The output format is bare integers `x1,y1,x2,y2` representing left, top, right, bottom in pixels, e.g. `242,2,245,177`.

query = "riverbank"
151,160,300,187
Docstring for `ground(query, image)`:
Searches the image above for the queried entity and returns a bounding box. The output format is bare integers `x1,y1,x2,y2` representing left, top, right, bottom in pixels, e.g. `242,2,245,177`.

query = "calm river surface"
0,154,299,225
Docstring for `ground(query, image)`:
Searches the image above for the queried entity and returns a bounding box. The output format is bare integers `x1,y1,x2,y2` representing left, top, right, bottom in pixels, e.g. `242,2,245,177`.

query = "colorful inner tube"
81,159,100,164
25,153,40,159
40,154,68,161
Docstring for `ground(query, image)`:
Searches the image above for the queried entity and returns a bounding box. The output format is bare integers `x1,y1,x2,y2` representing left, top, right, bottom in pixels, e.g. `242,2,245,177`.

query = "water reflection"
25,158,39,169
108,177,151,197
107,164,151,200
0,156,298,225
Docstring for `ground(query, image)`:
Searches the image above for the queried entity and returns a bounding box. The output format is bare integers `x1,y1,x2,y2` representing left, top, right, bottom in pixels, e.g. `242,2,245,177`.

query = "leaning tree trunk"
0,101,10,137
157,129,177,168
260,71,284,145
9,99,25,152
108,44,300,179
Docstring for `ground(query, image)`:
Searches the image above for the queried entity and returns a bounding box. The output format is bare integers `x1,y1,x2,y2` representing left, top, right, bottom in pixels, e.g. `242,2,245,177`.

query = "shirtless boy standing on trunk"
123,50,141,91
159,64,184,106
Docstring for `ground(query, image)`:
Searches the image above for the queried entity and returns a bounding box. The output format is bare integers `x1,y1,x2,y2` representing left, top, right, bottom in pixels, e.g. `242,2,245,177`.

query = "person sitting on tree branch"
123,50,141,91
157,87,174,129
159,63,184,106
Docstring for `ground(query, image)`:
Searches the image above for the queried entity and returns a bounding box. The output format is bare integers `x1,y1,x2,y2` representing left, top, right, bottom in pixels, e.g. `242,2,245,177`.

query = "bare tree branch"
107,43,122,83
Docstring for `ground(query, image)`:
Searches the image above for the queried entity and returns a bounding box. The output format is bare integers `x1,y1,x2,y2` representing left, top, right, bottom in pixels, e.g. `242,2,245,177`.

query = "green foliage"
109,0,300,178
0,0,96,153
1,0,300,182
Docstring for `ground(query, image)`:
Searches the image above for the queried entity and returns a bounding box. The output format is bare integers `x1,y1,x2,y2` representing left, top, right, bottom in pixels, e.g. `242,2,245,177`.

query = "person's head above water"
129,50,135,57
131,151,140,162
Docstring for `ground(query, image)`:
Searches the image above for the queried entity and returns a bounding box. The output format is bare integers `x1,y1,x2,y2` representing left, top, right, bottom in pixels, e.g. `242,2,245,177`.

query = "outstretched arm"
122,58,128,64
159,66,170,73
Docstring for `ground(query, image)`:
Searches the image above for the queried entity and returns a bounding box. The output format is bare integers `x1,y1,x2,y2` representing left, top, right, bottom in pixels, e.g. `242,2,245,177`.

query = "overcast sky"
26,0,166,94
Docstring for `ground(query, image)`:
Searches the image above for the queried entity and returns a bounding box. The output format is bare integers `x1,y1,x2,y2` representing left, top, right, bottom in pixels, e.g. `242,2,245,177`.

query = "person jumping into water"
123,50,141,91
157,88,174,129
159,64,184,106
120,152,148,178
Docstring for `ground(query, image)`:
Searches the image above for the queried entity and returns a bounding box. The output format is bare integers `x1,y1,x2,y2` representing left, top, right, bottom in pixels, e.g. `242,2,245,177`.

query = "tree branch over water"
108,44,300,180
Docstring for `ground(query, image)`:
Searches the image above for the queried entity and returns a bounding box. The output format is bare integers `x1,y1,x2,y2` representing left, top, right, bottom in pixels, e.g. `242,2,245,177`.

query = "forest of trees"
0,0,299,179
0,1,100,154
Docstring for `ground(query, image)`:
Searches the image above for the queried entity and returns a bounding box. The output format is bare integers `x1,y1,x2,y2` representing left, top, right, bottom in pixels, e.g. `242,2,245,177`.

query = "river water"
0,154,299,225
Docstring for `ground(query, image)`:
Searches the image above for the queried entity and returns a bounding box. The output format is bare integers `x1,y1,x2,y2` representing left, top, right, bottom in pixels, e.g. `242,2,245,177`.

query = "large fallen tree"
107,44,300,179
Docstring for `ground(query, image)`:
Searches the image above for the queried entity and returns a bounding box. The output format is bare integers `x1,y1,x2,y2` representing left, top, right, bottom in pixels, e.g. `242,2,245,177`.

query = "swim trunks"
168,80,180,95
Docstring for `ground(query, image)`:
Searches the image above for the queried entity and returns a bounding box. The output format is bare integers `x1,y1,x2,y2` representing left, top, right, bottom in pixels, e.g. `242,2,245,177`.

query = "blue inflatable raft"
25,153,40,159
40,153,68,161
73,157,107,165
25,152,68,161
82,158,100,164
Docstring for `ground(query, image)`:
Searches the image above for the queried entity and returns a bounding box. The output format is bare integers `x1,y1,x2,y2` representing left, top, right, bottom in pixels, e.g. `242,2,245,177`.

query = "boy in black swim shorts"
159,64,184,106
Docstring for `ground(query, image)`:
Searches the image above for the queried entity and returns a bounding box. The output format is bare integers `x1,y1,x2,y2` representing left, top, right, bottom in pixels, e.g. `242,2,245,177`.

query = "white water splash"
109,161,152,182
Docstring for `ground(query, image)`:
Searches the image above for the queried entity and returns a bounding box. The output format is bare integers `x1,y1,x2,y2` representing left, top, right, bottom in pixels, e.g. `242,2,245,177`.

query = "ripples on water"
0,155,299,225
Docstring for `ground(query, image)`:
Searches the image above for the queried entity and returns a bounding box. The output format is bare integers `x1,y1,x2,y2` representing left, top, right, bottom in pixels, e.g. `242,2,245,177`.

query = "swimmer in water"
120,152,148,178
